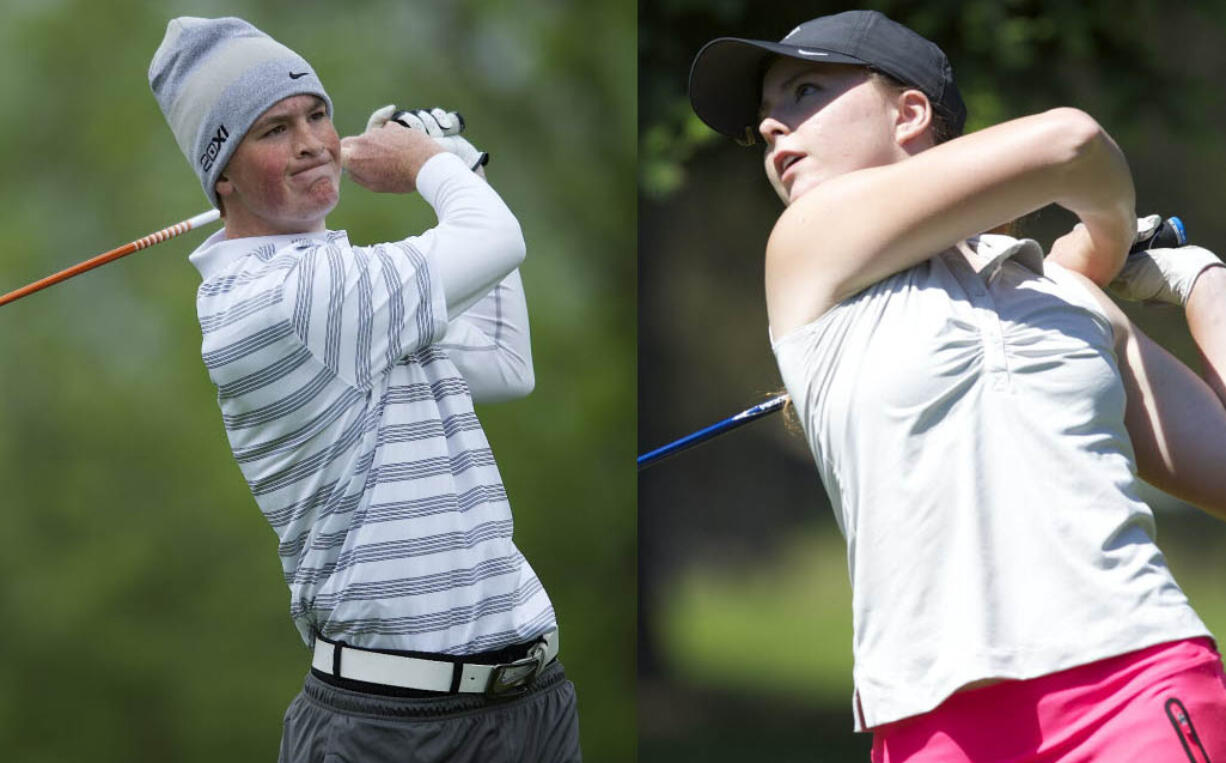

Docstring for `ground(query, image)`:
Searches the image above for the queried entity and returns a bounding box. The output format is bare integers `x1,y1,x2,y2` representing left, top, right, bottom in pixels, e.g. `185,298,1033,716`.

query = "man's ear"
895,89,933,149
212,174,229,217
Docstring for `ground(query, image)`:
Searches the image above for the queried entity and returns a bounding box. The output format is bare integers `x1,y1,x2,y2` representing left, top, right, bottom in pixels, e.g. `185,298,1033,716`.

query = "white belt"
311,630,559,696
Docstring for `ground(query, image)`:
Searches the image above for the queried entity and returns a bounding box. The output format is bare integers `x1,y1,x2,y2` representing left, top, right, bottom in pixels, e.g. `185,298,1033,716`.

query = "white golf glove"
364,104,398,132
1108,215,1223,305
365,104,489,171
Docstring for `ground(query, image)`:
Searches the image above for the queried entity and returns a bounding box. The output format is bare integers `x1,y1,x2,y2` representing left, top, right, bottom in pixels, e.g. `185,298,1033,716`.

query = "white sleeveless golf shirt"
771,234,1210,731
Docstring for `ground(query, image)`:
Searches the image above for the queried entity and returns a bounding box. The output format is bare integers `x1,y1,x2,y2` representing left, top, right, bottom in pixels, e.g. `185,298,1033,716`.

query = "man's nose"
294,122,325,155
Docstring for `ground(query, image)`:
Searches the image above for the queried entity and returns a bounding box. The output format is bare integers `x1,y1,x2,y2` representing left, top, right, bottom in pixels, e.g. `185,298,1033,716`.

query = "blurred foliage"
640,0,1226,760
662,530,853,702
0,0,633,760
641,0,1222,200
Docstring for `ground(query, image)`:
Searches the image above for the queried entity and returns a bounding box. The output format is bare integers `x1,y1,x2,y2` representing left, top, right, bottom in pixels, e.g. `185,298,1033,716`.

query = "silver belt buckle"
484,641,548,697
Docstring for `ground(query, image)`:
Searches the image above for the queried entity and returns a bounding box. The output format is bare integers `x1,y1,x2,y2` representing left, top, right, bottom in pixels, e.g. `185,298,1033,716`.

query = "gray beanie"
149,17,333,208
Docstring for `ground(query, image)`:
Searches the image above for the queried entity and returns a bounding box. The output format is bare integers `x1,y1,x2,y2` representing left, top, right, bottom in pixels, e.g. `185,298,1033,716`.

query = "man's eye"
795,83,820,100
310,110,327,121
264,124,286,137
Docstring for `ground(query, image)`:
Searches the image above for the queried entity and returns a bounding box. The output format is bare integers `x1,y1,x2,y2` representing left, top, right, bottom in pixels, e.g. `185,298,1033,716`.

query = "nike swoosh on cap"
795,49,830,57
289,71,309,79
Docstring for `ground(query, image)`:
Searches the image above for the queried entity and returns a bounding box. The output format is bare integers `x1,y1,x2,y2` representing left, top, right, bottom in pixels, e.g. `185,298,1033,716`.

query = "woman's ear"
895,89,934,149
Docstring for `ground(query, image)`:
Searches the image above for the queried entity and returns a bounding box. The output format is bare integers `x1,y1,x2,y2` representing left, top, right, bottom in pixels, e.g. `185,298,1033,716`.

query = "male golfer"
148,16,580,761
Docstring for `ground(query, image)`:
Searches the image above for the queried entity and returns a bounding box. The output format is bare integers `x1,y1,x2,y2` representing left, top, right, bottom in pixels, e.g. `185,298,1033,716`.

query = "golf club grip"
1130,216,1186,254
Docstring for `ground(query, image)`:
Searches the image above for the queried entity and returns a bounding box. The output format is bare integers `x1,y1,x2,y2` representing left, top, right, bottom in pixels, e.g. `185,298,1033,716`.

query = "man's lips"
291,161,335,179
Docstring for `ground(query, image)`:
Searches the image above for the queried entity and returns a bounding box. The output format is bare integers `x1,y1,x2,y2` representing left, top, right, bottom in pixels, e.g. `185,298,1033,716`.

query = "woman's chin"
786,177,821,205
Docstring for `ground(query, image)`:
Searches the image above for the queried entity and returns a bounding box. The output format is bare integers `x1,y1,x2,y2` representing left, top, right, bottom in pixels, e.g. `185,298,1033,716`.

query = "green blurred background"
0,0,633,760
640,0,1226,760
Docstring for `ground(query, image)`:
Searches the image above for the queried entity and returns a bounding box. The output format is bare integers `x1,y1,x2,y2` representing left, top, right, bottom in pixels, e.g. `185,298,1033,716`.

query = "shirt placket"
945,253,1012,391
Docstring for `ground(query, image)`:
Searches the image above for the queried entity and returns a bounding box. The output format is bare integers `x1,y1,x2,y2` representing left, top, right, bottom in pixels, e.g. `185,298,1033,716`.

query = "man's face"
757,59,900,205
216,94,341,237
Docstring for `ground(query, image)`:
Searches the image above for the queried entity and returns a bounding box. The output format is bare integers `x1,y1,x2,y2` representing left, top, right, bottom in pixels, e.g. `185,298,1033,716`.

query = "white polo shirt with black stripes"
188,158,555,656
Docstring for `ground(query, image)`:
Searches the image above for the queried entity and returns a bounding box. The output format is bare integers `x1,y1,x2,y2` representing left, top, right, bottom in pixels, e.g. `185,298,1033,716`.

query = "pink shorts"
871,638,1226,762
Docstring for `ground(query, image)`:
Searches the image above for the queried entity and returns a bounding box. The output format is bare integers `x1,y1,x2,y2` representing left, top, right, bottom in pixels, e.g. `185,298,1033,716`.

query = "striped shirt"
188,156,555,655
772,234,1209,730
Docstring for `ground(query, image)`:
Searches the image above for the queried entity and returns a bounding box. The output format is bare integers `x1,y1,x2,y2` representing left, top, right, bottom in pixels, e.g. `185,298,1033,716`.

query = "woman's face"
758,58,903,205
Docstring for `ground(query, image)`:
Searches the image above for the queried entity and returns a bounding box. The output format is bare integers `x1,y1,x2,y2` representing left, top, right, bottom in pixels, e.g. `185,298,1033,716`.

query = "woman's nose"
758,114,789,146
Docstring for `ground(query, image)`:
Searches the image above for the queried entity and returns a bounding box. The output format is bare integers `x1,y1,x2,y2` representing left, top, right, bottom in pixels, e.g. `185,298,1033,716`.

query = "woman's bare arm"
1070,267,1226,521
766,107,1134,335
1187,265,1226,405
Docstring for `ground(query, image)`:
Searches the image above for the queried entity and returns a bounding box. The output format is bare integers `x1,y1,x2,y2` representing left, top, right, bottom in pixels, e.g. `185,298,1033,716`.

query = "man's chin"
267,199,338,235
306,173,340,198
303,182,340,219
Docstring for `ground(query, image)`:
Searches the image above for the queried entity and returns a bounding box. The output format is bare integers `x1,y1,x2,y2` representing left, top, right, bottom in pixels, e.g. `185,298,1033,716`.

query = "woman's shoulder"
770,255,941,352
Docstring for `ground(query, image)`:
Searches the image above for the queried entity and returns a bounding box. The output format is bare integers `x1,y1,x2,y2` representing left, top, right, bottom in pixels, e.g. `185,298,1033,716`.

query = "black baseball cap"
689,10,966,145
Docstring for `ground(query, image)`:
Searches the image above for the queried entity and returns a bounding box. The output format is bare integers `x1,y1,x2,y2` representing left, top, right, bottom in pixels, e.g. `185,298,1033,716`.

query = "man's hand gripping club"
340,105,488,193
372,105,489,171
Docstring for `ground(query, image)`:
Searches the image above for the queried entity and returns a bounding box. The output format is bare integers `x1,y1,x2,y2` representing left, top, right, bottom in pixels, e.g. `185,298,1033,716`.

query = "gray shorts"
278,660,581,763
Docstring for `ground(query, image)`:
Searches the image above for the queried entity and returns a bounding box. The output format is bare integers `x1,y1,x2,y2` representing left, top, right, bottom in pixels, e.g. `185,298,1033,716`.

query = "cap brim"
689,37,866,143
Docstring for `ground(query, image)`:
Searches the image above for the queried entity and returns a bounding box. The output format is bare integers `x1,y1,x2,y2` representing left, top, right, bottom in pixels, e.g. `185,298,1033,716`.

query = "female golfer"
689,9,1226,760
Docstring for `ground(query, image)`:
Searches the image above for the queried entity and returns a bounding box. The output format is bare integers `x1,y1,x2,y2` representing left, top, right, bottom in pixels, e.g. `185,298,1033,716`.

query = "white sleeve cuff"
415,152,473,205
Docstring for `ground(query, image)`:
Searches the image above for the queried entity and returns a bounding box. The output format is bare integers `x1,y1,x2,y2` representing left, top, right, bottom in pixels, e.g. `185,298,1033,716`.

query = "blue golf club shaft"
637,395,788,471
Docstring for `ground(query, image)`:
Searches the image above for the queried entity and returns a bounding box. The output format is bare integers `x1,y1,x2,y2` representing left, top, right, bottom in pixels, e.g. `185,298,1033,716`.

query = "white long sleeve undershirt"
413,153,527,320
439,270,534,403
413,153,533,402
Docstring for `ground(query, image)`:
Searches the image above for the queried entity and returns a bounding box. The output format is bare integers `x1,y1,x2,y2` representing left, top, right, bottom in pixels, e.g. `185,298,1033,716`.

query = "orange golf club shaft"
0,208,221,307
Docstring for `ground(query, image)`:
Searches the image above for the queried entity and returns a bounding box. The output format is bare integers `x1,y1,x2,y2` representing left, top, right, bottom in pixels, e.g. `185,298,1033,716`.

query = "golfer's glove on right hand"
365,104,489,171
1108,214,1223,305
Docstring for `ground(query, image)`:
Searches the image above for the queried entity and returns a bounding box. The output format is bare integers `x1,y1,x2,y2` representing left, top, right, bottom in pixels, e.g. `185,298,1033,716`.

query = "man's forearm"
440,270,534,402
1187,265,1226,406
423,155,526,319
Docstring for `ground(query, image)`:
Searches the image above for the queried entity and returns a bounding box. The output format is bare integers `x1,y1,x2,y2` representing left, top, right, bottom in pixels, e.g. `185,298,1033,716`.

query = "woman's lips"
778,154,804,185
